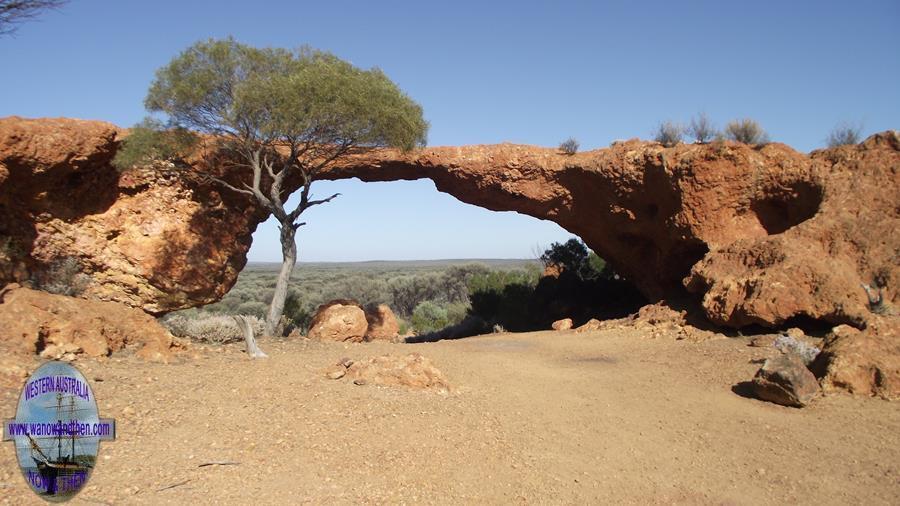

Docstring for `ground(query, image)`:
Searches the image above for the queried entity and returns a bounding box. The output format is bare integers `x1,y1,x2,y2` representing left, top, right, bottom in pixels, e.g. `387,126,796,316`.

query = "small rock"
749,335,777,348
325,367,346,380
750,354,821,407
337,357,354,368
353,378,367,386
552,318,573,331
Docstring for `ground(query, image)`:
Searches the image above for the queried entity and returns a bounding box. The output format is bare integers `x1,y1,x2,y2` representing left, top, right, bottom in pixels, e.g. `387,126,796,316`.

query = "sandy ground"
1,327,898,505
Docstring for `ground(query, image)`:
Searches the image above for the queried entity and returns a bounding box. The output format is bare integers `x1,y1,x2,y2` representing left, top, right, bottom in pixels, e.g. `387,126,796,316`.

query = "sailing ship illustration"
24,392,93,496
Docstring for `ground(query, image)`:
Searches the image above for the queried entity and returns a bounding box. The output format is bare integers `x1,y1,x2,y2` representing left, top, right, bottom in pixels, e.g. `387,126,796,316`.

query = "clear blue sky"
2,1,897,261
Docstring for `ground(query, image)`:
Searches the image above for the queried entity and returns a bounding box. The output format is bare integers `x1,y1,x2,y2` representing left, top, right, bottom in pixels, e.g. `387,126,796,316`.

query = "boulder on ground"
552,318,573,331
0,283,178,362
750,354,821,407
574,318,602,333
307,299,368,342
814,319,900,399
364,304,400,341
340,353,451,392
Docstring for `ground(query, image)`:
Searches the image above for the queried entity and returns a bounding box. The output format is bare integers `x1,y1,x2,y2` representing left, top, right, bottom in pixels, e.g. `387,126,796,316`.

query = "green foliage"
826,122,862,147
688,113,718,143
411,301,449,333
725,118,769,145
163,260,533,337
445,301,470,327
559,137,579,155
540,238,612,281
283,290,313,331
112,117,198,170
142,37,427,151
466,269,540,331
654,121,684,147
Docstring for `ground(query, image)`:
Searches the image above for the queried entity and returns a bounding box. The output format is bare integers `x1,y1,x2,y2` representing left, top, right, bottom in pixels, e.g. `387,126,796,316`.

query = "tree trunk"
265,221,297,336
234,315,267,359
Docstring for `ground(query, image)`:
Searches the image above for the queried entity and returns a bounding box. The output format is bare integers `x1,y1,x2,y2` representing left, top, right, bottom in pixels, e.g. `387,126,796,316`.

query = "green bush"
466,269,540,331
411,301,449,333
540,238,612,280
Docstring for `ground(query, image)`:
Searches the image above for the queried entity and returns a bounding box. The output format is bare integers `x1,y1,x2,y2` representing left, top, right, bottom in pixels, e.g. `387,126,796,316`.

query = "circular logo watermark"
3,361,116,502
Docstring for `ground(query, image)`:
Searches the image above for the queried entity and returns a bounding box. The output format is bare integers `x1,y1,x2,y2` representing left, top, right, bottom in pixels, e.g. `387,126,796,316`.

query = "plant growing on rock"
654,121,684,147
724,118,769,145
687,113,718,143
115,37,428,355
559,137,579,155
826,122,862,147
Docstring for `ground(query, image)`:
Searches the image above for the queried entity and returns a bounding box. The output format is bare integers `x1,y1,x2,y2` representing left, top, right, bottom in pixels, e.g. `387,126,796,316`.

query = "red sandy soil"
1,327,898,505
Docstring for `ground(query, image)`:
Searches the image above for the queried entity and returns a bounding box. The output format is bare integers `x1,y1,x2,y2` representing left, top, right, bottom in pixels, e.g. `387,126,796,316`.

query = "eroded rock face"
0,284,178,362
1,117,897,332
814,319,900,399
0,117,264,314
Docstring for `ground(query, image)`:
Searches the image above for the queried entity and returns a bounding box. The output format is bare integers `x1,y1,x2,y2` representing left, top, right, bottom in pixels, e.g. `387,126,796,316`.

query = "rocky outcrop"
1,117,897,332
0,117,263,313
0,284,179,362
814,318,900,399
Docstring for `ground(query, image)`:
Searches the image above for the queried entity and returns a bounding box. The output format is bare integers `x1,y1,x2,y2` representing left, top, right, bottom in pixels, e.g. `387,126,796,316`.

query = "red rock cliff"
1,116,897,329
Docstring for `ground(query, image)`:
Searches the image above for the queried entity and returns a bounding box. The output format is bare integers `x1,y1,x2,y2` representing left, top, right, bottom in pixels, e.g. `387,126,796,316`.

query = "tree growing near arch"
115,38,428,353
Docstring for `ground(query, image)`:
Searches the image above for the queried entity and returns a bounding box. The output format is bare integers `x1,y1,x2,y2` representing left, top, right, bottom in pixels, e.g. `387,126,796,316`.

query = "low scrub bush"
654,121,684,147
162,313,265,344
688,113,718,143
724,118,769,144
411,301,449,333
826,122,862,147
559,137,579,155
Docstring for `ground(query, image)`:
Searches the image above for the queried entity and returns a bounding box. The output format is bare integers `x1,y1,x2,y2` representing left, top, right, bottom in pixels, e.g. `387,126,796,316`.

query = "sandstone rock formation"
0,284,178,362
814,318,900,399
306,300,368,342
364,304,400,341
0,117,263,313
1,117,897,333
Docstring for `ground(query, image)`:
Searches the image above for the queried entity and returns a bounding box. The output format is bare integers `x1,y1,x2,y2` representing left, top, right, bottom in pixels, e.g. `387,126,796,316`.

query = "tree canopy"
115,37,429,342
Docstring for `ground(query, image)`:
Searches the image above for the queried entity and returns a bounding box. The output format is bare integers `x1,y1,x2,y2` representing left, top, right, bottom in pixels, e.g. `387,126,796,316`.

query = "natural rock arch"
1,117,897,329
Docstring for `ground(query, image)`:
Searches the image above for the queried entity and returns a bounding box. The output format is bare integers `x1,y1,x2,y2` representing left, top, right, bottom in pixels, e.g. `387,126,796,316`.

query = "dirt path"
1,327,898,504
